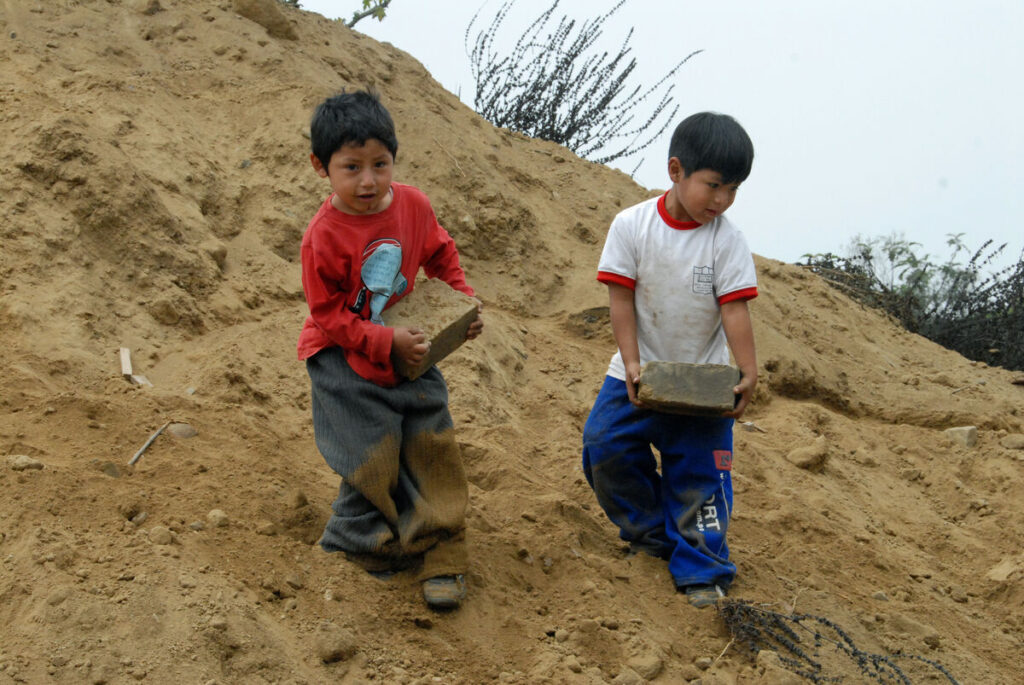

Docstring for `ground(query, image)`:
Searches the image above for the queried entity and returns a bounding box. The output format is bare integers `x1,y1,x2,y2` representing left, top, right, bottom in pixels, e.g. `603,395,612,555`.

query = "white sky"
300,1,1023,269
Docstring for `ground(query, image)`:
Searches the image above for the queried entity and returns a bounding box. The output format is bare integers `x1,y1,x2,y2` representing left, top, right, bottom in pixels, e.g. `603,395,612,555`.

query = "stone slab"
381,278,479,380
943,425,978,448
636,361,740,416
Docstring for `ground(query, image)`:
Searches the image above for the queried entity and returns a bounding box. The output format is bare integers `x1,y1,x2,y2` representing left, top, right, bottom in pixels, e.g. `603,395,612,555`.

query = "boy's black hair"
310,89,398,169
668,112,754,184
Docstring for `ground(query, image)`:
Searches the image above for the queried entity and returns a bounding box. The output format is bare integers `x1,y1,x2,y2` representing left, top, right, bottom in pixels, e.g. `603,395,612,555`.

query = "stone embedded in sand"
636,362,740,416
381,278,480,380
255,521,276,536
207,509,229,527
7,455,43,471
1000,434,1024,450
315,628,358,663
786,435,829,471
627,653,664,680
148,526,173,545
98,461,121,478
986,557,1020,583
900,468,922,481
944,425,978,448
889,613,942,650
611,666,644,685
165,422,197,439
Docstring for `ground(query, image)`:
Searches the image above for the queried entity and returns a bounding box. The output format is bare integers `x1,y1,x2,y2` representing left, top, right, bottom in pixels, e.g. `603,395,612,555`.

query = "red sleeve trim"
718,287,758,305
597,271,635,290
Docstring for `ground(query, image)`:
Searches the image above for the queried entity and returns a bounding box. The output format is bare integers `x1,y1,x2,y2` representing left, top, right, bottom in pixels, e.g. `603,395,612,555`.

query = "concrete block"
382,278,479,380
636,361,740,416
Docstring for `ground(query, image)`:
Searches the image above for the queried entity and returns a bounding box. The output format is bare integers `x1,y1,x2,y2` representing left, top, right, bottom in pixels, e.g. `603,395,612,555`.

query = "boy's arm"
608,282,643,405
421,217,473,297
720,299,758,418
420,212,483,340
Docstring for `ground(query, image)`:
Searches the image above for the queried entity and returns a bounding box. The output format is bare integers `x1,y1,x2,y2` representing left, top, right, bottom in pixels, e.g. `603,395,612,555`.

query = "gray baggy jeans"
307,347,468,580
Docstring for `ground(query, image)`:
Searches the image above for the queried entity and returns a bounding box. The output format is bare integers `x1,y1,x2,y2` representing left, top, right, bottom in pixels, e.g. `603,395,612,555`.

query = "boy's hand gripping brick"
636,361,741,416
382,278,480,380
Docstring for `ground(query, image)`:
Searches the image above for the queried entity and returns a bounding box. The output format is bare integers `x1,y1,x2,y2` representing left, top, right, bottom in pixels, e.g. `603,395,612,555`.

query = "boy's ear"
668,157,684,183
310,153,328,177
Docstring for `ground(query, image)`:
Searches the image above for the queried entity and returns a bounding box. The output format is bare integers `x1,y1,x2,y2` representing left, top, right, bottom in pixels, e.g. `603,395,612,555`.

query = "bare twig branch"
129,421,171,465
465,0,700,169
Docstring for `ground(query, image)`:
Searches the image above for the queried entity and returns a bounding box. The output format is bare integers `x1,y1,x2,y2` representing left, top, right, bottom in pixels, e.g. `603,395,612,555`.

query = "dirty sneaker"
422,574,466,610
682,583,725,608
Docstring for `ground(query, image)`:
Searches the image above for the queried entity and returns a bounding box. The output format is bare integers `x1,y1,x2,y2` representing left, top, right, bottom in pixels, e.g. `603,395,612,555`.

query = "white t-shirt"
597,193,758,381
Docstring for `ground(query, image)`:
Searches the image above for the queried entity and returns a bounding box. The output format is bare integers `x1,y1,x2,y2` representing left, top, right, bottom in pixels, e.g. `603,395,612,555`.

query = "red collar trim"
657,193,701,230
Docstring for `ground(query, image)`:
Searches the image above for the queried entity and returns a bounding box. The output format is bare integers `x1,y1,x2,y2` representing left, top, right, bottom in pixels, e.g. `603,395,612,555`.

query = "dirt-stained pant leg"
582,377,673,558
398,368,469,580
307,348,468,576
653,413,735,588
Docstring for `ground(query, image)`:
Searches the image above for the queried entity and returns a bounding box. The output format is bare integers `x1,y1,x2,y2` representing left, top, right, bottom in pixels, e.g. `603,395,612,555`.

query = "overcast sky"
300,1,1023,269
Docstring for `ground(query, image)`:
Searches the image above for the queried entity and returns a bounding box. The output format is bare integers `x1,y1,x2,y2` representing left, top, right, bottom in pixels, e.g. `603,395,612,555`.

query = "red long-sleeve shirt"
297,183,474,386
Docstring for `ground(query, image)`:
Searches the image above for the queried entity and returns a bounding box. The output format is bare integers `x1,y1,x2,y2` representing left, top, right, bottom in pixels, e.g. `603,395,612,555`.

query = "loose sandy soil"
1,2,1022,683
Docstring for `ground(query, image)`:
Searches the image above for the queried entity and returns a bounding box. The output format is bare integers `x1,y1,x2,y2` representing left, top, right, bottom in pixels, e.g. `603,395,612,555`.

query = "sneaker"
683,583,725,608
422,574,466,610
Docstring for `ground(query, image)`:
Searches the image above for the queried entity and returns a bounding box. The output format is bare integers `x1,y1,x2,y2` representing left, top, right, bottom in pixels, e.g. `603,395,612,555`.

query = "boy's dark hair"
310,89,398,169
668,112,754,184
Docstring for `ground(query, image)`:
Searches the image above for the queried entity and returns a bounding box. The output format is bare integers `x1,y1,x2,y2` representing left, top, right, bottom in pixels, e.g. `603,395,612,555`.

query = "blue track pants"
582,376,736,588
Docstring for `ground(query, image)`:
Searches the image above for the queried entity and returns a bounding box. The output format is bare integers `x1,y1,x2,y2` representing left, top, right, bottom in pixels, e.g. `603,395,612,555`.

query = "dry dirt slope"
1,1,1023,683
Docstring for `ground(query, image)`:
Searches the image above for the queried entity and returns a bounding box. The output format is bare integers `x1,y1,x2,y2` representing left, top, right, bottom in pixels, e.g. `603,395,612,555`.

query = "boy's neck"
663,192,692,223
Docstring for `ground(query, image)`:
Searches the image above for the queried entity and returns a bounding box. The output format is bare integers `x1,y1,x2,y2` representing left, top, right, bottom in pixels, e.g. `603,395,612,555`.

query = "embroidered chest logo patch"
348,239,407,324
693,266,714,295
714,450,733,471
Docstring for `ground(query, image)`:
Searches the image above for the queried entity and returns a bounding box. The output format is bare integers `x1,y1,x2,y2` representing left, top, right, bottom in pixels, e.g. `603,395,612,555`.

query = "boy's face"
664,158,740,224
311,139,394,215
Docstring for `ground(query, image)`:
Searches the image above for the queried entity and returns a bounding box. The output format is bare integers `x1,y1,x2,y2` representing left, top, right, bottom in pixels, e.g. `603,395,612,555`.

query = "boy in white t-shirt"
582,112,758,608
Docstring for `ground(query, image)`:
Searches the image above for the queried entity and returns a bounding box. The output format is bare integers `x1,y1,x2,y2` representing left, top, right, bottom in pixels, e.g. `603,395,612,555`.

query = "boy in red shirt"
298,90,482,610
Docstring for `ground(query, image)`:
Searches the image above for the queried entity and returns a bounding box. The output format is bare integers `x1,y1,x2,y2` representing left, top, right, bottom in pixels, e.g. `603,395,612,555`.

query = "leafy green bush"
802,234,1024,372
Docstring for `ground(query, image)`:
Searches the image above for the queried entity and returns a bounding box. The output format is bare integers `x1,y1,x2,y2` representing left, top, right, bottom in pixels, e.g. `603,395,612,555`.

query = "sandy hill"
1,1,1022,683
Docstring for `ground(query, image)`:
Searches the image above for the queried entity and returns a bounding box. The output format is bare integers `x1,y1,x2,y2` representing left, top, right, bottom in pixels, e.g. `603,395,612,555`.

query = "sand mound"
1,1,1021,683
